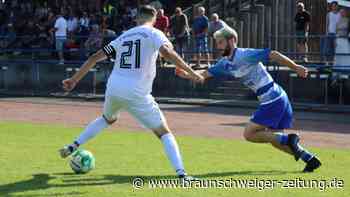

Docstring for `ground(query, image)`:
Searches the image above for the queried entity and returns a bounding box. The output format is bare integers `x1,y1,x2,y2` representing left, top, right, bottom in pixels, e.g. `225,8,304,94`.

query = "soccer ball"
69,149,95,174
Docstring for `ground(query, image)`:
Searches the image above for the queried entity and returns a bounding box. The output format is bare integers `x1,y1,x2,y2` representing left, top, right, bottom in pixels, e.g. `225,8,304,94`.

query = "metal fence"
0,35,350,105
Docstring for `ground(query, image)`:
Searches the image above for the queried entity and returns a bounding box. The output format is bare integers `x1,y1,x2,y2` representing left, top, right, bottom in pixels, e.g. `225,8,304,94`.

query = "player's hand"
295,65,308,78
191,72,205,84
175,67,190,79
62,78,77,92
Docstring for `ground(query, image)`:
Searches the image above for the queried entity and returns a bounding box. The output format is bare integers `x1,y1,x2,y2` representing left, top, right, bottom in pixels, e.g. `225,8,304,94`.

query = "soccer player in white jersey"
176,25,321,172
59,5,204,180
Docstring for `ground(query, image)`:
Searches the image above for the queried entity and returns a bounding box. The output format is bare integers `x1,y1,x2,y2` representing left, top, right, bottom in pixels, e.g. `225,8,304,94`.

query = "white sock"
76,117,109,145
161,133,186,176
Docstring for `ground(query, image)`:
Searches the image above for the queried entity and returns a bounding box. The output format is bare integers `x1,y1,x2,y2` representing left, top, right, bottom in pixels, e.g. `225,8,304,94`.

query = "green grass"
0,121,349,197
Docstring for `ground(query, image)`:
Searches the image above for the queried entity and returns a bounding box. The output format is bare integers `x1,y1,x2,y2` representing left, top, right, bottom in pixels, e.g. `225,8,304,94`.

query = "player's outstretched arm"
62,50,107,92
175,68,212,82
159,44,204,83
269,50,308,78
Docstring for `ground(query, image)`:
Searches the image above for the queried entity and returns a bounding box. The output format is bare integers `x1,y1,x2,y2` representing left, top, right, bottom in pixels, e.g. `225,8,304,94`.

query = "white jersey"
103,25,171,98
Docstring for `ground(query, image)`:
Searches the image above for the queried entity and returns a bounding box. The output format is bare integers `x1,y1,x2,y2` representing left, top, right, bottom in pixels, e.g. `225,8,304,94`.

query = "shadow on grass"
0,170,302,196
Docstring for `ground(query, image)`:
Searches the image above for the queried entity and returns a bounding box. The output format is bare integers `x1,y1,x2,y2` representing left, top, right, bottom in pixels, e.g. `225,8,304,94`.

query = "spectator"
52,9,67,65
34,1,49,19
84,24,102,56
172,7,189,59
192,6,209,67
67,11,79,37
79,11,90,32
335,9,350,68
45,11,56,46
0,23,16,50
325,1,340,62
37,17,51,48
208,13,226,58
89,14,99,26
22,19,40,48
294,2,310,62
154,9,169,35
102,0,115,28
208,13,226,36
78,11,90,44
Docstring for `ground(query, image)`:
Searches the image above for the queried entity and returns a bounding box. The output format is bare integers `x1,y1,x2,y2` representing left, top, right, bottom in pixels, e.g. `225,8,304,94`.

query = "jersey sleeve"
207,58,231,78
240,48,271,65
153,30,172,50
102,39,118,61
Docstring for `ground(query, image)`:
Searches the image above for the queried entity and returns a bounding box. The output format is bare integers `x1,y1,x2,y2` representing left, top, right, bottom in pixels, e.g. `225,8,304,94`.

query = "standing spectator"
154,8,169,67
192,6,209,67
294,2,310,62
325,1,340,62
45,11,56,46
208,13,226,58
335,9,350,68
172,7,189,59
67,11,78,37
208,13,226,36
154,9,169,35
52,9,67,65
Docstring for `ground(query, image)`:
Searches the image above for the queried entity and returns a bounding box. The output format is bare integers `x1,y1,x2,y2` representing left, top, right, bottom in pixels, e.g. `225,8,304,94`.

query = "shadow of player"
0,170,301,196
0,173,84,197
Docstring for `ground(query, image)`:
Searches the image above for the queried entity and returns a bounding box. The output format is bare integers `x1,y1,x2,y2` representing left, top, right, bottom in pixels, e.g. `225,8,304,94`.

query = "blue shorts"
195,36,208,53
251,93,293,130
56,38,66,52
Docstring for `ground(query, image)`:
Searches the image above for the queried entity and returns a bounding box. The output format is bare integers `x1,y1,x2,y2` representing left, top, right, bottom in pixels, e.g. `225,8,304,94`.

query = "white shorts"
103,94,166,130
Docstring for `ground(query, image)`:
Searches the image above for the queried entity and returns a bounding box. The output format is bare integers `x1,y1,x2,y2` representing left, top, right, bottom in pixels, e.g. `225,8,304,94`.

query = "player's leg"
127,95,190,178
59,95,122,158
243,121,293,155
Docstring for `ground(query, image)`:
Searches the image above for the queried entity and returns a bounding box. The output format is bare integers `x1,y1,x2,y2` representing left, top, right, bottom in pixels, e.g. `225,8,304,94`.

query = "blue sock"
300,150,314,162
275,133,289,145
296,143,314,162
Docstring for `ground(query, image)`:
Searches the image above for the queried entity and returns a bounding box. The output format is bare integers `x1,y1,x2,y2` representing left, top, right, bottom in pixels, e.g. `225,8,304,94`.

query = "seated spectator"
77,11,90,45
84,24,102,56
22,19,40,48
65,37,80,51
0,23,16,50
89,14,99,27
79,11,90,33
102,0,116,27
37,17,51,48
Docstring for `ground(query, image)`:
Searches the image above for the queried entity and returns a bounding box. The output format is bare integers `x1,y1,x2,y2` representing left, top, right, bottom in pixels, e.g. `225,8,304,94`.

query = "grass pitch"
0,122,348,197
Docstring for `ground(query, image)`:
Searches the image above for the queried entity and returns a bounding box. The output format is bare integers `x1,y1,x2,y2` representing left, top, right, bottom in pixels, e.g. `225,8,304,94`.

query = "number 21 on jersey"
120,39,141,69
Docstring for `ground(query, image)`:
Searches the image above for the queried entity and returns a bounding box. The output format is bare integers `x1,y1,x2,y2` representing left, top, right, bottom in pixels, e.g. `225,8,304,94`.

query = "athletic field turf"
0,122,348,197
